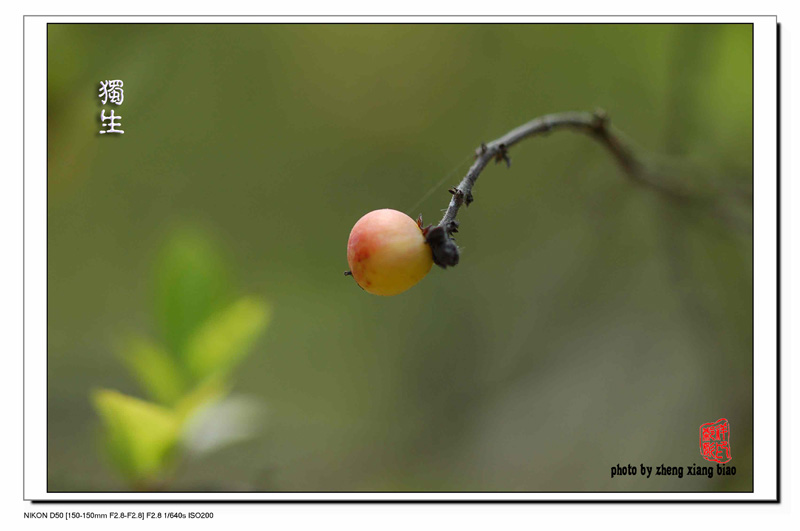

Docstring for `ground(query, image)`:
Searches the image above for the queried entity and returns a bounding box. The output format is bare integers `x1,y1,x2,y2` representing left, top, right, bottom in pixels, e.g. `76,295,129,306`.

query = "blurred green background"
47,23,753,492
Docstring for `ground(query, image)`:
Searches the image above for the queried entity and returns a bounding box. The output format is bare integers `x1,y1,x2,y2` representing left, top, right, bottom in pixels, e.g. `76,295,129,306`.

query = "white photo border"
23,15,779,502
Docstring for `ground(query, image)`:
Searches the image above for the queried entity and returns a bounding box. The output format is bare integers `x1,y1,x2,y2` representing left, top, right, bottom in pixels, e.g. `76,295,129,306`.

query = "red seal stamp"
699,418,731,464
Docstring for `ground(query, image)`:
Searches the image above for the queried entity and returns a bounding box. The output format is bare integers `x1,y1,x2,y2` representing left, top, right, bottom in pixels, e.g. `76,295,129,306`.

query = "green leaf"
92,389,181,484
184,296,270,382
120,336,188,406
153,228,230,359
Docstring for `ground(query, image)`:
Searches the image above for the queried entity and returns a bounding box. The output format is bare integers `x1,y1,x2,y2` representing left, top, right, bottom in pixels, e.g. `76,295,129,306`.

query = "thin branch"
424,109,689,268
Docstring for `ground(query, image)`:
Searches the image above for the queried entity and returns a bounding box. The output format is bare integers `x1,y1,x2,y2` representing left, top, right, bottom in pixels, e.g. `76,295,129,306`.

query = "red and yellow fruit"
346,209,433,296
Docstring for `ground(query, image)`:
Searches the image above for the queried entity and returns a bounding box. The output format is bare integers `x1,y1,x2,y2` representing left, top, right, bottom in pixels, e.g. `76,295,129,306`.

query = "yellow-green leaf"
184,296,270,381
92,389,180,484
120,336,187,406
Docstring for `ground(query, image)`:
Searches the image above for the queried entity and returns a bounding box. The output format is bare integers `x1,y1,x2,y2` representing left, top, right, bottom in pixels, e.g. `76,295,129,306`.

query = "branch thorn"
591,108,609,131
495,143,511,168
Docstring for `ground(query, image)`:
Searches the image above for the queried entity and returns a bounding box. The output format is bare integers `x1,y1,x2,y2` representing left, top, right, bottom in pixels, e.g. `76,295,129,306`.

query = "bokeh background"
47,24,753,492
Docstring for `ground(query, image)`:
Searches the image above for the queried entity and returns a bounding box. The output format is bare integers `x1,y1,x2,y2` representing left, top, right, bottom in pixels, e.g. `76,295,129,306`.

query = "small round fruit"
347,209,433,296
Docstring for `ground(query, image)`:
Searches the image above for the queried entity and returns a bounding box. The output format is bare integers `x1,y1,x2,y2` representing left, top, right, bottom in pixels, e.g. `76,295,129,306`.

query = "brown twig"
424,109,689,268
